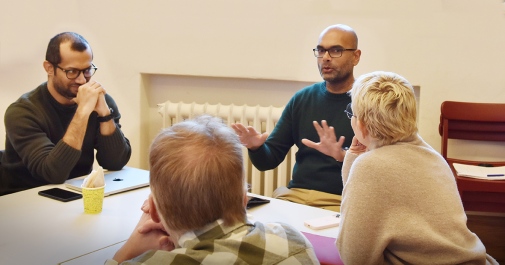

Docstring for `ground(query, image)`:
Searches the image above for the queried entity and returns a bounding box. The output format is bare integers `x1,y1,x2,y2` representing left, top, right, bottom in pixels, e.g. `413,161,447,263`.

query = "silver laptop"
65,166,150,196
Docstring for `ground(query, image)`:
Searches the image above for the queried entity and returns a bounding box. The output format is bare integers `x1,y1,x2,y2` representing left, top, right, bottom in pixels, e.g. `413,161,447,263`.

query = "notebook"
453,163,505,180
65,166,150,196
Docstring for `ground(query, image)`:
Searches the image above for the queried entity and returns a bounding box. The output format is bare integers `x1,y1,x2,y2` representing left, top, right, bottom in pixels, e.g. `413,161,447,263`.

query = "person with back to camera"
0,32,131,196
305,71,498,264
106,115,319,265
231,24,361,212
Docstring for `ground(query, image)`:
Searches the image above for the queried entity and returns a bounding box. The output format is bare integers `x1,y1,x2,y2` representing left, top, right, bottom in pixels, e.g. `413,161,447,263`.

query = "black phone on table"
246,196,270,209
38,188,82,202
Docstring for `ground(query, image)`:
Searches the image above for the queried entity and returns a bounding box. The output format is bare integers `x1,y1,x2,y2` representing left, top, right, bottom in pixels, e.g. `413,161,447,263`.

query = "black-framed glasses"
313,47,357,58
54,63,98,79
345,103,356,119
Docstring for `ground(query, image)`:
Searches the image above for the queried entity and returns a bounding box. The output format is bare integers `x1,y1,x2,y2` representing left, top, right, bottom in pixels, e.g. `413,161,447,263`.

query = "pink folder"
301,231,343,265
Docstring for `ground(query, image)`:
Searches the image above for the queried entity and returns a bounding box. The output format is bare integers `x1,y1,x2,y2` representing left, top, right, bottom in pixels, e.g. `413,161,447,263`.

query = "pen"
487,174,504,177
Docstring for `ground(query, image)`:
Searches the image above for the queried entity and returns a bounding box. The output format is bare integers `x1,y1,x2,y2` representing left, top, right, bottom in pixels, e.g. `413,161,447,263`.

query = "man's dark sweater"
0,82,131,195
249,82,354,195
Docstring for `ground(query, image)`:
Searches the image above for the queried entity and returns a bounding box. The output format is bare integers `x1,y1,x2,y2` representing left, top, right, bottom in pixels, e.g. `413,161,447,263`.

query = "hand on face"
73,80,106,116
138,195,167,235
113,211,174,263
94,90,111,117
348,136,367,155
134,211,172,249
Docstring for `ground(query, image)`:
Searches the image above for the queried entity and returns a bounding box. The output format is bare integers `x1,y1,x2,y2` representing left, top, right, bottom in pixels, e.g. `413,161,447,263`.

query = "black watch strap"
97,108,114,123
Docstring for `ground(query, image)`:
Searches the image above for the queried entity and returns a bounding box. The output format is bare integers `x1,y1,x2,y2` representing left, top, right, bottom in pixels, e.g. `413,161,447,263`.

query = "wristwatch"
97,108,114,123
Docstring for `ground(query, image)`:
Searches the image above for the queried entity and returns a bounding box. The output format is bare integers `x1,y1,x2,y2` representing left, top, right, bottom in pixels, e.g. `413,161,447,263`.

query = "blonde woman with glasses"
305,71,497,264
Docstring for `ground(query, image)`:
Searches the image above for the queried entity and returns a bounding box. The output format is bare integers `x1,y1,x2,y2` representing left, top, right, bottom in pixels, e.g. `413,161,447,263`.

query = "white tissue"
81,166,105,188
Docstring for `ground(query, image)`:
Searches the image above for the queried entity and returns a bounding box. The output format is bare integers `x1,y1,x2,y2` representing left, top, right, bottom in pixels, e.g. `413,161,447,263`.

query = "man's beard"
323,70,352,84
53,78,78,100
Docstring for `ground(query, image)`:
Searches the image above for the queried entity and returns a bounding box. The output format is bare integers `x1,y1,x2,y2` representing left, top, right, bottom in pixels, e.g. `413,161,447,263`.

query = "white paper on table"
453,163,505,180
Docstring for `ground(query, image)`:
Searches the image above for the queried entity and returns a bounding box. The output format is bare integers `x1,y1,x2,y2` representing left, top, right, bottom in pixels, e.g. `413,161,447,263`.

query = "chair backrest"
439,101,505,159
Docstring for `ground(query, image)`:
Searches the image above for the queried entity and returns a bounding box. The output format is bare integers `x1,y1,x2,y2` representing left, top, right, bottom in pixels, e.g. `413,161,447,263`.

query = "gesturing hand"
301,120,346,161
231,123,269,150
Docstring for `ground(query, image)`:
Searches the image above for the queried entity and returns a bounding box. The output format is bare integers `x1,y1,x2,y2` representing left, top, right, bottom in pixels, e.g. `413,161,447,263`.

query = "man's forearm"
62,111,89,150
99,119,116,136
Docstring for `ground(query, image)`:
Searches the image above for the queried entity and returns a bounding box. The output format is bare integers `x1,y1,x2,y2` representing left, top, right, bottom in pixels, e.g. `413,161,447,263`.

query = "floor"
466,212,505,263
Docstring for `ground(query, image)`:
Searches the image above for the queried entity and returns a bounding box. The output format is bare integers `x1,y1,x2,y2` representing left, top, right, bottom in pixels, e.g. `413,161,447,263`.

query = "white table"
0,168,339,265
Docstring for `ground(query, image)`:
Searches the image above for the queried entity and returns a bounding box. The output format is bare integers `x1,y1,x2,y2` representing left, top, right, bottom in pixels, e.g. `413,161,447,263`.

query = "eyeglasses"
53,63,98,79
313,47,357,58
345,103,356,119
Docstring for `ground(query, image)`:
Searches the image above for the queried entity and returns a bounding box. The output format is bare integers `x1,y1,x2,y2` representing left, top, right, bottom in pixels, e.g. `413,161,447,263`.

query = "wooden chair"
439,101,505,213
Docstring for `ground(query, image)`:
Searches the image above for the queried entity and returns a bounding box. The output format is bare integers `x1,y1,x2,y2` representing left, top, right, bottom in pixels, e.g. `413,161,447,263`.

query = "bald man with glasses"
0,32,131,195
232,24,361,212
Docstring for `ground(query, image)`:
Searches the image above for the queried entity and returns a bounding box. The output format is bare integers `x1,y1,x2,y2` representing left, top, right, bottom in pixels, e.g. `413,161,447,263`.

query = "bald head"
319,24,358,49
315,24,361,93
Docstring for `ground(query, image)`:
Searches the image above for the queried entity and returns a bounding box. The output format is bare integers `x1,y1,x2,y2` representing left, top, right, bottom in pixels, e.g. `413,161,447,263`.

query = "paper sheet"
453,163,505,180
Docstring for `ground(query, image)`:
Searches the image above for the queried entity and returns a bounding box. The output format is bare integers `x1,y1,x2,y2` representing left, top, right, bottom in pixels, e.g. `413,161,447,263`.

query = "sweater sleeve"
4,103,82,183
95,95,132,170
341,151,359,185
95,125,131,170
336,152,390,265
248,101,295,171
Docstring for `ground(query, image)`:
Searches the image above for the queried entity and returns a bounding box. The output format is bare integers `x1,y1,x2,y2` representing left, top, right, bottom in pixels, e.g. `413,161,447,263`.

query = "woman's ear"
356,119,368,140
149,196,161,224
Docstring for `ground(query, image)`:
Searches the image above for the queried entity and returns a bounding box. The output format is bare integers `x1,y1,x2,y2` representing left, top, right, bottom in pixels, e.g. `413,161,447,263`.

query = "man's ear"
149,196,161,223
353,49,362,66
43,61,54,76
243,192,248,208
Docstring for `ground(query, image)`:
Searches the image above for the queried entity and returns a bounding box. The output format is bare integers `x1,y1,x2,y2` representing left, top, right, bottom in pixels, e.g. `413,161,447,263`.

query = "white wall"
1,0,505,169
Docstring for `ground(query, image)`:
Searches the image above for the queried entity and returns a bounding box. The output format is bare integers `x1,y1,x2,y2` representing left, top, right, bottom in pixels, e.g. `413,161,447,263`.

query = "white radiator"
157,101,297,197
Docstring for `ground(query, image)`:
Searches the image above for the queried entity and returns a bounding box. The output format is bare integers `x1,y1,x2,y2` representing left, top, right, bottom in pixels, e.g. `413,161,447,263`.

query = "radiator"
157,101,297,197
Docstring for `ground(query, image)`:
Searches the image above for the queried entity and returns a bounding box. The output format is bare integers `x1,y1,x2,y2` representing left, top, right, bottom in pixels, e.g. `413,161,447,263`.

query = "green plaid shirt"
109,219,319,265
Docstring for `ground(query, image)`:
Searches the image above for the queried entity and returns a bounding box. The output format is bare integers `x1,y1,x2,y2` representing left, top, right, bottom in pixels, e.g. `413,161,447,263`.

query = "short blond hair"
350,71,418,147
149,115,246,231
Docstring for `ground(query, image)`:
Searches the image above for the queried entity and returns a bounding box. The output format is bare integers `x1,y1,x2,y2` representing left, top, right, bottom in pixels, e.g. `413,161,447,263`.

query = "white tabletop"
0,167,338,265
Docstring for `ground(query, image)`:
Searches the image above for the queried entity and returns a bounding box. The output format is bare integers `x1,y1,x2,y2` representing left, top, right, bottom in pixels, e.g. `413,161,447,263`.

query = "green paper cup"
81,185,105,214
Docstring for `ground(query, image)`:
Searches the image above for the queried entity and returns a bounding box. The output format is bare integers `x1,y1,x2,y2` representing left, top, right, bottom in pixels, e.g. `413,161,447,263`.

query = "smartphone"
304,214,341,230
246,196,270,209
38,188,83,202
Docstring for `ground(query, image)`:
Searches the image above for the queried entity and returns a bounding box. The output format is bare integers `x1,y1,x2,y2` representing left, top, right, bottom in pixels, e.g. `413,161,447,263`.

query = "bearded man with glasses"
0,32,131,195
